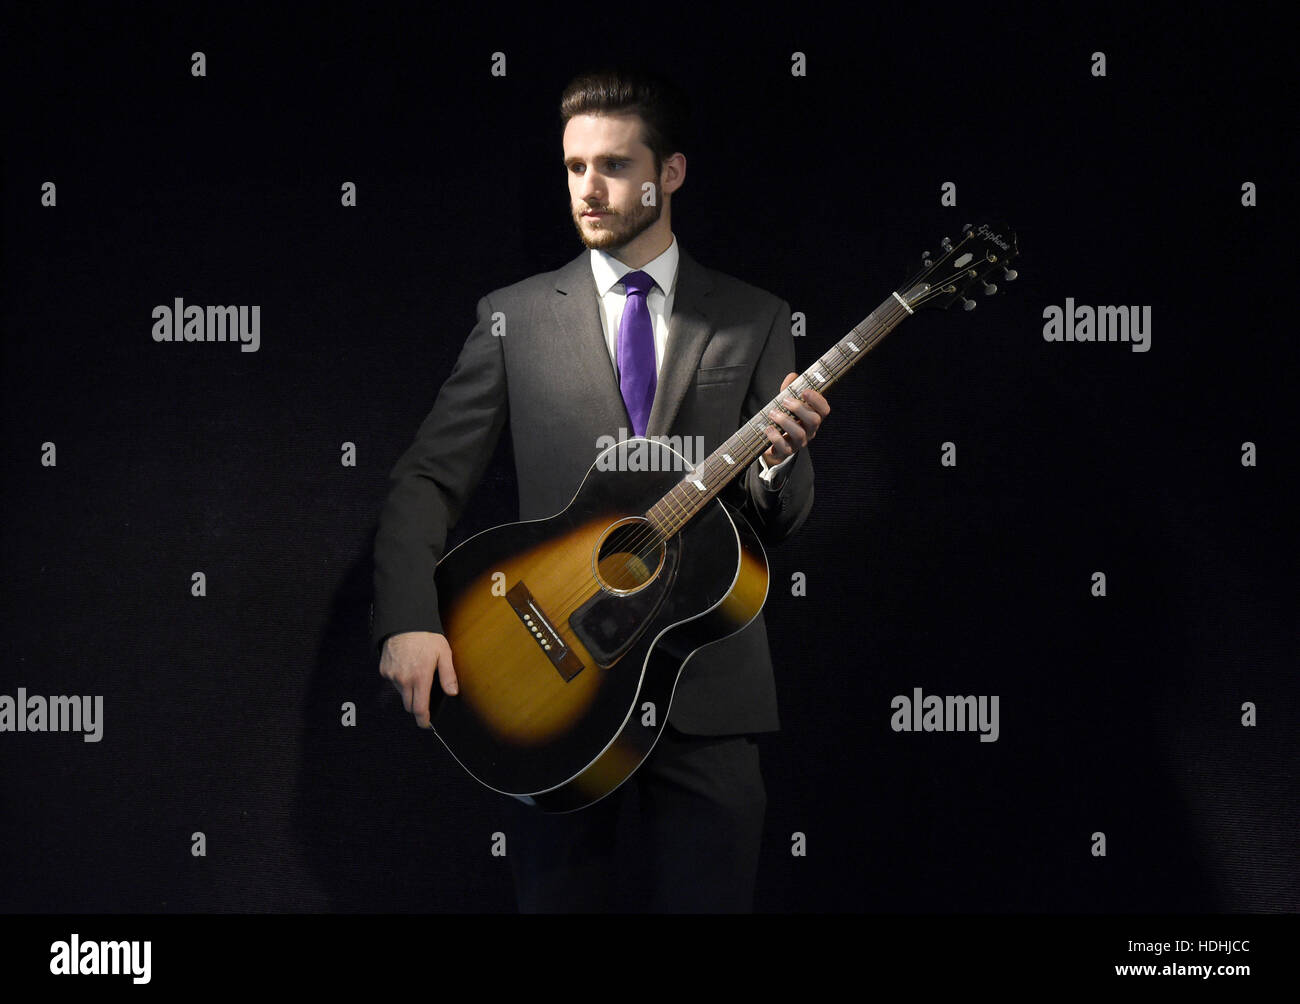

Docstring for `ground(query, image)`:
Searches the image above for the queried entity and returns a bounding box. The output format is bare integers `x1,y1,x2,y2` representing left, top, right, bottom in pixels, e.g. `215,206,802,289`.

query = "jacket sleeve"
721,297,815,546
371,295,509,652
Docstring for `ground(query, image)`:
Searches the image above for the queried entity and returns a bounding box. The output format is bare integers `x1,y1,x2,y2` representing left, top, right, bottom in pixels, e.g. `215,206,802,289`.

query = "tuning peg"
1002,266,1018,281
961,223,973,234
982,280,998,295
961,296,977,311
940,237,954,251
922,252,934,267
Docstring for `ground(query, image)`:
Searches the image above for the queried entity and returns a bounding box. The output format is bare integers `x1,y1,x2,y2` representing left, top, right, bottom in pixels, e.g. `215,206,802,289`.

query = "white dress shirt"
588,235,793,485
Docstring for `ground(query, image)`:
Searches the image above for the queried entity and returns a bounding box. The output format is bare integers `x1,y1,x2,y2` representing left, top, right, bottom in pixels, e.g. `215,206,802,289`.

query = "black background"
2,3,1294,914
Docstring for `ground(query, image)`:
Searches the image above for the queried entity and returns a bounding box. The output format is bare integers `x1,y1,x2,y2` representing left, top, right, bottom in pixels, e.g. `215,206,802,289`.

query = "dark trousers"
502,724,766,912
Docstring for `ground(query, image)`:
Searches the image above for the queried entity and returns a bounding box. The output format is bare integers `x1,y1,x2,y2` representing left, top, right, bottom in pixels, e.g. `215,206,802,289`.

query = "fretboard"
645,291,912,538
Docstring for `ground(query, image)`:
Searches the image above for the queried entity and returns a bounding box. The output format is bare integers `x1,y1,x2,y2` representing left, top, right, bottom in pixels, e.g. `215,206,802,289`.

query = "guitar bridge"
505,581,585,681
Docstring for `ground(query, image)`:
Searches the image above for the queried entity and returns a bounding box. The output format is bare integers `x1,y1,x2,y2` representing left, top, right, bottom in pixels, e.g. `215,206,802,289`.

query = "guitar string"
593,295,909,587
543,262,981,624
621,248,995,568
526,296,913,634
537,295,911,628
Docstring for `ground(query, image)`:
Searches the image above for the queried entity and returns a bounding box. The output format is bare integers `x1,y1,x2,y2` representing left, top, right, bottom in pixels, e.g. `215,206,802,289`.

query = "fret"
643,292,909,538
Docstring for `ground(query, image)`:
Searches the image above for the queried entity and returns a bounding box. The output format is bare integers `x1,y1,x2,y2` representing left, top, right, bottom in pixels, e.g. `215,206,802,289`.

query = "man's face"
563,113,663,252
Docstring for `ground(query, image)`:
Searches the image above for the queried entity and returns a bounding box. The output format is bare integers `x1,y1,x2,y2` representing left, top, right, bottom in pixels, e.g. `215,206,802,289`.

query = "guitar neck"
645,291,914,538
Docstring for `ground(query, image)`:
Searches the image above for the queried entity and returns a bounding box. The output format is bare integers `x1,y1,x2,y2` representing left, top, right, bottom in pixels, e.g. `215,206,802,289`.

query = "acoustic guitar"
427,223,1019,811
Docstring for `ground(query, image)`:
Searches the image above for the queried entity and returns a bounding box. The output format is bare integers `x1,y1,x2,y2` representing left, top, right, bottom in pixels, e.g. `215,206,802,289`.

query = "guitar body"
430,437,769,812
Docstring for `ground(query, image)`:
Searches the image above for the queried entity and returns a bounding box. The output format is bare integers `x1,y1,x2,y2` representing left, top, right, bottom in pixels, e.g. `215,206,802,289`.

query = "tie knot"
621,270,654,298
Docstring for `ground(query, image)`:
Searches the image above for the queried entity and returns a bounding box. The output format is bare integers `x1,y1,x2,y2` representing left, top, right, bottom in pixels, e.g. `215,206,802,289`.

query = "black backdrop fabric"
1,4,1294,913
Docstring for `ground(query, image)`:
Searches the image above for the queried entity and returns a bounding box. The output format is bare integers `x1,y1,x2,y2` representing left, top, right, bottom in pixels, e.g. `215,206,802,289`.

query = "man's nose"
579,171,604,203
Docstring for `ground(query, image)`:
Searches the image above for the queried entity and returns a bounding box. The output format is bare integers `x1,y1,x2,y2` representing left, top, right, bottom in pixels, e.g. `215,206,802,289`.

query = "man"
373,66,828,912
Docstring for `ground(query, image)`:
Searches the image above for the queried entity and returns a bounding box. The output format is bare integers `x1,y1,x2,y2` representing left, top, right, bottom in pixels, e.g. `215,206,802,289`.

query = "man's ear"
661,152,687,196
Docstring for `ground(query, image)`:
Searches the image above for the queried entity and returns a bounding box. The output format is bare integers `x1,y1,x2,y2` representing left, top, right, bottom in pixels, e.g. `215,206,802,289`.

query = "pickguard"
568,536,681,666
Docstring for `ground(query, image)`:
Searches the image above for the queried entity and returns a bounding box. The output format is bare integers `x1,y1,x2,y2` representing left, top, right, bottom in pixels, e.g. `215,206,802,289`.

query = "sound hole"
594,518,665,593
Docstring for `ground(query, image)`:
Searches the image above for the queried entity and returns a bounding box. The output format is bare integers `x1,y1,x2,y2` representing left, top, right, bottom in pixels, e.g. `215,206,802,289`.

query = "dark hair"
559,65,692,175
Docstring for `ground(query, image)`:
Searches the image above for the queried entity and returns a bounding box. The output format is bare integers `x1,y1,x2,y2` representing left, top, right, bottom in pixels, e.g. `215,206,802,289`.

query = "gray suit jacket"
372,246,815,734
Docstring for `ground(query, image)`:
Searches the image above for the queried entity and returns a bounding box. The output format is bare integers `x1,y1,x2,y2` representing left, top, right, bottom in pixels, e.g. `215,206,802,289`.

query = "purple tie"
617,269,657,437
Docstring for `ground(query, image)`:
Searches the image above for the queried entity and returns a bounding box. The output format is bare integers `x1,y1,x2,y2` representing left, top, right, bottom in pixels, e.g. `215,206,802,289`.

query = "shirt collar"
589,234,680,298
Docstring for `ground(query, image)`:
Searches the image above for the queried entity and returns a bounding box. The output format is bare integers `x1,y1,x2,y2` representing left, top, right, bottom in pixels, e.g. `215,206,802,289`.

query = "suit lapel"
647,247,715,439
549,251,628,430
549,245,716,440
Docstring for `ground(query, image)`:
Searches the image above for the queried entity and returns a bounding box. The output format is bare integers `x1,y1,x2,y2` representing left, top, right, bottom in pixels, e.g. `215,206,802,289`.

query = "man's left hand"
762,372,830,467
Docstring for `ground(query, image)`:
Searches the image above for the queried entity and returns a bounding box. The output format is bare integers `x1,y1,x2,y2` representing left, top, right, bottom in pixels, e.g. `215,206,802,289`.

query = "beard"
571,195,663,251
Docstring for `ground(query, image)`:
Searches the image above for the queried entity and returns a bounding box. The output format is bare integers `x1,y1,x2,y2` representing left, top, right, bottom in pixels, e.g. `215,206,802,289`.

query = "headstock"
899,222,1019,312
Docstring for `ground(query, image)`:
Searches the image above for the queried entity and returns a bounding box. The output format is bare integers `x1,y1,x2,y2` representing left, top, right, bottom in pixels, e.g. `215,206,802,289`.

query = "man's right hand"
379,631,457,729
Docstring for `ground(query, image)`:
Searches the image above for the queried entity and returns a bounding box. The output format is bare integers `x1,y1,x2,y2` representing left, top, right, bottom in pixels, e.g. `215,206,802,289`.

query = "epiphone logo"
975,224,1010,251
